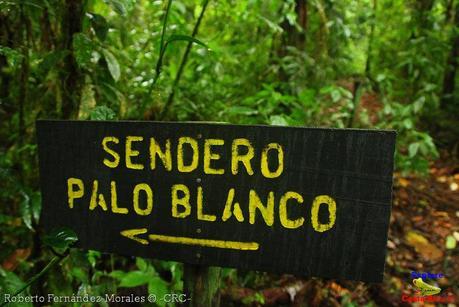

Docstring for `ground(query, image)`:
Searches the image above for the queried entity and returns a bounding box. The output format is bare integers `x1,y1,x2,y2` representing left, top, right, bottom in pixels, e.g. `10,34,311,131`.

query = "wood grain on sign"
36,120,396,282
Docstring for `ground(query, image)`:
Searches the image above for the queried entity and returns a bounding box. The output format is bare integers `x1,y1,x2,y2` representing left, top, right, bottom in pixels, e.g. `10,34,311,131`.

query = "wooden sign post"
36,120,396,293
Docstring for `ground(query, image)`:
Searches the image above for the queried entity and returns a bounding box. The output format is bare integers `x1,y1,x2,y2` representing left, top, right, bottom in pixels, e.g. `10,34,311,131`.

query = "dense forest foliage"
1,0,458,305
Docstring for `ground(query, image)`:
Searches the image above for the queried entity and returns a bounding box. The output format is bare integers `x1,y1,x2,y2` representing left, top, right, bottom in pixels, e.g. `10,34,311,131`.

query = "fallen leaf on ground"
405,231,443,261
446,235,457,249
398,178,410,187
433,227,450,237
437,176,447,183
387,240,396,249
431,211,449,218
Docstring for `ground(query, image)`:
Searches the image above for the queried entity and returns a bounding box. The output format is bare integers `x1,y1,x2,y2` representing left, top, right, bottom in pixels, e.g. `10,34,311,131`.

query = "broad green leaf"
224,106,258,116
136,257,148,271
109,270,126,280
19,191,32,231
331,89,342,102
16,189,40,230
108,0,127,15
174,1,187,14
89,13,109,41
257,15,283,33
70,267,88,283
408,143,419,158
78,78,97,120
148,277,169,307
0,269,32,307
73,33,93,67
286,11,296,26
170,263,183,291
413,96,425,113
103,49,121,81
0,46,23,67
89,106,116,120
30,192,41,223
403,118,413,129
269,115,289,126
87,250,101,267
43,227,78,249
118,271,151,288
298,89,316,106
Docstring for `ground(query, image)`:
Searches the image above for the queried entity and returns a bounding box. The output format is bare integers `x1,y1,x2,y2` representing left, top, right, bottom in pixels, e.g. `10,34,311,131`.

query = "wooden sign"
36,120,395,282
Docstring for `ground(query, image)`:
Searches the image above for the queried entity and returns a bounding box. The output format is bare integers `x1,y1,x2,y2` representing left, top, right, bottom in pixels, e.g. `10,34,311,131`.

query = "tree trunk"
60,0,84,119
183,264,221,307
279,0,308,51
0,13,15,112
40,8,56,51
441,3,458,107
18,5,29,145
295,0,308,49
365,0,377,79
413,0,435,34
405,0,434,96
277,0,308,81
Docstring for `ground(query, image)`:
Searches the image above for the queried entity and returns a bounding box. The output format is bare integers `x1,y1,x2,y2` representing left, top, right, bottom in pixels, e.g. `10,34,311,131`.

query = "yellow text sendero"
65,136,337,232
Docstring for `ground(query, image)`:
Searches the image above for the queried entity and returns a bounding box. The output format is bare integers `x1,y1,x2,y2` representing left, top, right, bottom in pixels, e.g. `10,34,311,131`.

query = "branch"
159,0,210,119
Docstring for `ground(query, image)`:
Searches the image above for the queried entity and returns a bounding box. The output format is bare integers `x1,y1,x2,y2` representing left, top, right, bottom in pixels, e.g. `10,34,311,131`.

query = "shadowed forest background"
0,0,458,306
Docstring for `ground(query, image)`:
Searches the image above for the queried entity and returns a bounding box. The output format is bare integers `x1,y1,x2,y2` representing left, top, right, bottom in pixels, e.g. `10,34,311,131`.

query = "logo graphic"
412,278,441,296
401,271,456,303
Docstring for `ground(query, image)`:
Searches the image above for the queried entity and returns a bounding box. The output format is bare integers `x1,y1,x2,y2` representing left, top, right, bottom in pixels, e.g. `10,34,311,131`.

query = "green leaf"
0,269,32,306
19,191,33,231
413,96,425,114
269,115,289,126
403,118,413,129
78,78,97,119
446,235,457,249
257,15,283,33
73,33,93,67
70,267,88,283
30,192,41,223
136,257,148,271
109,270,126,280
148,277,169,307
103,49,121,81
38,50,69,76
43,227,78,249
408,143,420,158
87,250,101,267
331,89,341,102
165,34,208,49
0,46,23,67
224,106,258,116
89,13,109,41
89,106,116,120
118,271,151,288
0,214,13,224
108,0,127,15
170,263,183,291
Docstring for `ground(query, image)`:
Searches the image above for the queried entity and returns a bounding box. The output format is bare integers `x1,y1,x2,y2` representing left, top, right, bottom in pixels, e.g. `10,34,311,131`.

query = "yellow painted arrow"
120,228,259,250
148,234,259,250
120,228,149,245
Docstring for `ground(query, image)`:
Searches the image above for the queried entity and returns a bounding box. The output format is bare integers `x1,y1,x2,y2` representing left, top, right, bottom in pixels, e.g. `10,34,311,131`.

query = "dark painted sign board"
36,120,395,282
